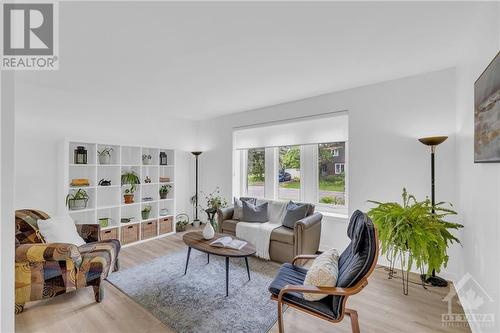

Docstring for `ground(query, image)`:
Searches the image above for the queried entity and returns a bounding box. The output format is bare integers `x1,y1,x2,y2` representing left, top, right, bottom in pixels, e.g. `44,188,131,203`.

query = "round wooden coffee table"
182,231,256,296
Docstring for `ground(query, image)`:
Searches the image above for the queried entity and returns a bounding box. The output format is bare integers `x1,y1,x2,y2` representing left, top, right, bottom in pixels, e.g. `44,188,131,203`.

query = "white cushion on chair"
38,214,86,246
303,248,339,301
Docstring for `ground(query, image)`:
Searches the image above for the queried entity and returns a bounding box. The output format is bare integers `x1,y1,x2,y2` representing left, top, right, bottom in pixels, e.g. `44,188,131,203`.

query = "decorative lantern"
74,146,88,164
159,152,168,165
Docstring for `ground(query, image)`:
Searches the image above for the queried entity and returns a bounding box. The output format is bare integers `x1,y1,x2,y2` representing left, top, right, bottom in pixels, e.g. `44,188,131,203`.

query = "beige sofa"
217,198,322,263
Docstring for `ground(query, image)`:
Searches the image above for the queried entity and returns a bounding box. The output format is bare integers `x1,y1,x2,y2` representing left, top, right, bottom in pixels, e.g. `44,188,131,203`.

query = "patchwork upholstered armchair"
15,209,120,314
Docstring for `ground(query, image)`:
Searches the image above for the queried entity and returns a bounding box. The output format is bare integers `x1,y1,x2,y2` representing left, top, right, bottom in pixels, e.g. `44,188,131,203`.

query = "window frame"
235,142,348,216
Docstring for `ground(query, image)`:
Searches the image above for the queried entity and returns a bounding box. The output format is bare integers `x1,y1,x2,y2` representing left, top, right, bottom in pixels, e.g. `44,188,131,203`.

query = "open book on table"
210,236,247,250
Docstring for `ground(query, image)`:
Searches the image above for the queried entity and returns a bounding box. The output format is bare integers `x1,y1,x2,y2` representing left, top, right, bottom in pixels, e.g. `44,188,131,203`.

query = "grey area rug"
108,249,283,333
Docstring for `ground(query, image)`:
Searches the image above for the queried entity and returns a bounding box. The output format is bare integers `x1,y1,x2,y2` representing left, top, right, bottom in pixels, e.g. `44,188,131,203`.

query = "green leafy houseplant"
141,205,152,220
122,171,140,204
66,189,89,210
159,185,172,199
368,188,463,280
201,187,228,230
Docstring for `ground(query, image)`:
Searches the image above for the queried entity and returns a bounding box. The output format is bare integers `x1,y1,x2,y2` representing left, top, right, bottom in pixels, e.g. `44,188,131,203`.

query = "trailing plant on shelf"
66,189,89,210
97,147,113,165
121,171,140,204
159,184,172,199
141,205,152,220
367,188,463,293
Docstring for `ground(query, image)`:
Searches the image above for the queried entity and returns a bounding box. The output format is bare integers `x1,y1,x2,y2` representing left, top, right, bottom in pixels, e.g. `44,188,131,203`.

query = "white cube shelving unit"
64,140,176,247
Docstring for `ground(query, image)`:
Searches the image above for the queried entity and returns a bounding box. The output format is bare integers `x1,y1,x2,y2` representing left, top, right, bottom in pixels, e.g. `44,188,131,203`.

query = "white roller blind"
233,112,348,149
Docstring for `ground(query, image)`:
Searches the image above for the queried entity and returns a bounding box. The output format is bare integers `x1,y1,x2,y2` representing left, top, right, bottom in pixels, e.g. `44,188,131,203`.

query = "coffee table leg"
225,257,229,297
245,257,251,280
184,247,192,275
207,253,210,264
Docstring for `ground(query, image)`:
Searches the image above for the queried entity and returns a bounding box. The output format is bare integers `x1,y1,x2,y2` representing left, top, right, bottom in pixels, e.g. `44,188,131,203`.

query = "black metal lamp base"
420,274,448,287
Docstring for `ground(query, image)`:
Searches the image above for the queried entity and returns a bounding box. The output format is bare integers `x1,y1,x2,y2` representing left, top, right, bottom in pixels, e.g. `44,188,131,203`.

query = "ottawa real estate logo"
1,1,58,70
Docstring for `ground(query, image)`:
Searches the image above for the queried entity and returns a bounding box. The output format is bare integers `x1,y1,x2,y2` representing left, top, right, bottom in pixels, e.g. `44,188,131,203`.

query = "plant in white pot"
98,147,113,165
201,187,228,239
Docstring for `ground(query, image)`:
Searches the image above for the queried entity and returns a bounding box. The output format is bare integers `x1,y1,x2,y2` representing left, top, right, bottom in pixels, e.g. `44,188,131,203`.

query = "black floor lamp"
418,135,448,287
191,151,203,224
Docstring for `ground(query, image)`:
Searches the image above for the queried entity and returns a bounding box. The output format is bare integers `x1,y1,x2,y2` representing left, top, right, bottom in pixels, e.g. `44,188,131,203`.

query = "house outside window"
318,142,346,207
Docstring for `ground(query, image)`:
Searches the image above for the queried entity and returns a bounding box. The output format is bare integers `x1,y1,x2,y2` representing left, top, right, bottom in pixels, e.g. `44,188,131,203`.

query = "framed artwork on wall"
475,51,500,163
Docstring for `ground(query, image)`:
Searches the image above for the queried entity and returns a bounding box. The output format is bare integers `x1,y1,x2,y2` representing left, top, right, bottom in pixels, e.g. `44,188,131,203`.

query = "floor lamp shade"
191,152,202,222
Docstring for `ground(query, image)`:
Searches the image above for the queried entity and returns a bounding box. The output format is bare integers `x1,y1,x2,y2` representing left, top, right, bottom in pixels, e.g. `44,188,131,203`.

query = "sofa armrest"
294,212,322,258
76,224,100,243
15,243,82,266
217,207,234,230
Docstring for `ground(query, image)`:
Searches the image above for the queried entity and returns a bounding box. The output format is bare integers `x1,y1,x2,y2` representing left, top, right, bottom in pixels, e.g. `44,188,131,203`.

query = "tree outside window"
247,148,265,197
278,145,300,201
318,142,346,206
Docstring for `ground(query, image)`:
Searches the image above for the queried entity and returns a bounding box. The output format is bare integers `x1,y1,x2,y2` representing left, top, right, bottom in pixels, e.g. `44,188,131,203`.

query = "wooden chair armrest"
292,254,319,266
277,280,369,302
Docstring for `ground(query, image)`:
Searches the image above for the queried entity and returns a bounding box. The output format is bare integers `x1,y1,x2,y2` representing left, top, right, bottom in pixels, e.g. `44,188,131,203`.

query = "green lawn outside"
281,180,300,189
281,179,344,192
319,180,345,192
248,175,264,186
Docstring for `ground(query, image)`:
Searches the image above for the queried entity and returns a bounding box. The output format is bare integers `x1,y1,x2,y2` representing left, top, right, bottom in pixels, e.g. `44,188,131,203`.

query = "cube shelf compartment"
64,141,176,247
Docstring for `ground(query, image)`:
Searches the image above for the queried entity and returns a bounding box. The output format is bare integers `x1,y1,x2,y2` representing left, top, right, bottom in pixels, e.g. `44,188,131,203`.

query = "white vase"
193,220,200,228
202,222,215,240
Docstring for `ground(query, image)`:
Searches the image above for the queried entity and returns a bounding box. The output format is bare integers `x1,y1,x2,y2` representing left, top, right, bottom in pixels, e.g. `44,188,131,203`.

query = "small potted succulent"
142,154,152,165
121,171,140,204
98,147,113,165
66,189,89,210
159,184,172,199
141,205,152,220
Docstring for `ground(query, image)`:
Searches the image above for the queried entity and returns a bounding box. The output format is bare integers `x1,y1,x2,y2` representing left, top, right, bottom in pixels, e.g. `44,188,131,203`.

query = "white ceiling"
15,1,493,120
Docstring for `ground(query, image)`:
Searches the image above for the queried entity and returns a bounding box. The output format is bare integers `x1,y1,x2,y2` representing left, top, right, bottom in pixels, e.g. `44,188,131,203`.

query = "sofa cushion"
38,215,86,246
282,201,309,229
221,219,238,233
242,200,269,222
303,248,339,301
233,197,256,220
270,226,294,245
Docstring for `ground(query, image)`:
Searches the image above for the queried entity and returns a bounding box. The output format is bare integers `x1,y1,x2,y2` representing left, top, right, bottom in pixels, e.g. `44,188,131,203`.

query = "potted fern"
368,188,463,294
121,171,140,204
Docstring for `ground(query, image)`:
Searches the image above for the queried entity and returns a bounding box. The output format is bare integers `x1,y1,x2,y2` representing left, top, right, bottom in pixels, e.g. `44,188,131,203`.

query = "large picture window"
233,113,348,214
247,148,265,198
278,145,300,201
318,142,346,207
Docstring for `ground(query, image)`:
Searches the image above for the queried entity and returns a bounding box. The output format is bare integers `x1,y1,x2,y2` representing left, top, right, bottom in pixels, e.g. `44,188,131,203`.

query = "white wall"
1,72,16,333
455,3,500,332
14,83,197,219
197,68,460,276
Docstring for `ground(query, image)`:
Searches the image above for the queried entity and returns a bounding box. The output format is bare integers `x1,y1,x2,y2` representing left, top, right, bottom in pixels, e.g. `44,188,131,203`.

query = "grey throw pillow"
282,201,309,229
233,197,256,220
242,200,269,222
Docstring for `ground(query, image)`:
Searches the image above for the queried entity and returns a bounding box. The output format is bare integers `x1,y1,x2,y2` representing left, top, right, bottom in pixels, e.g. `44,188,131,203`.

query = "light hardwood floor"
16,229,471,333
